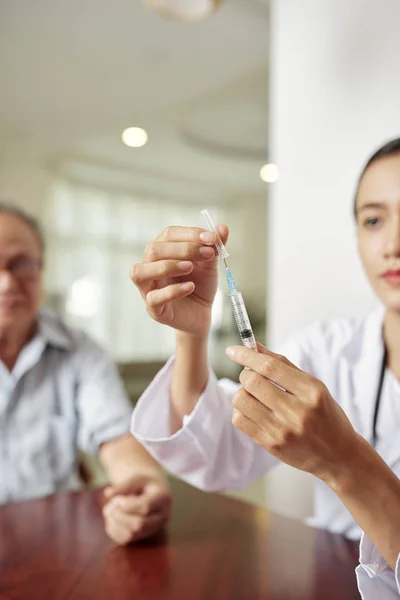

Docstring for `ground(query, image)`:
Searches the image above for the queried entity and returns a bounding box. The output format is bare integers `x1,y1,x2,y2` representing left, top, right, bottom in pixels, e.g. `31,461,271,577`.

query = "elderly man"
0,202,171,544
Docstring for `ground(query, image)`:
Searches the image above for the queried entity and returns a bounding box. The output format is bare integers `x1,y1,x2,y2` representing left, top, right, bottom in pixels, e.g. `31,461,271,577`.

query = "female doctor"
130,138,400,594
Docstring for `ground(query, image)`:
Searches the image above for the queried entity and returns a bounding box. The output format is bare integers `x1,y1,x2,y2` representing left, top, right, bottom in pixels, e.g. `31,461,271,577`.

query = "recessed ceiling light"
143,0,224,22
121,127,148,148
260,163,279,183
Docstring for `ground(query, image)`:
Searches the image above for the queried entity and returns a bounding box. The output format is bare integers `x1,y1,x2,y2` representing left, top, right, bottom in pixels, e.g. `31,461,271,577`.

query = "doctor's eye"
362,216,382,229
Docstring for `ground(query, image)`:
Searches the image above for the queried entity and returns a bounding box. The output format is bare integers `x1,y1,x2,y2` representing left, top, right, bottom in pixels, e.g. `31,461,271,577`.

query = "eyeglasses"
0,257,42,281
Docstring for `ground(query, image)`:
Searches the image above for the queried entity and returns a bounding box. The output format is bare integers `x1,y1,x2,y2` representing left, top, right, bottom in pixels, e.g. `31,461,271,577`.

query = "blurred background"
0,0,399,515
0,0,268,379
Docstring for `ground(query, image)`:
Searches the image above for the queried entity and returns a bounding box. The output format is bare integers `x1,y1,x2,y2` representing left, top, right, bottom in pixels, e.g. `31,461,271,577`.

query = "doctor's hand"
130,225,229,337
226,343,361,487
102,475,171,545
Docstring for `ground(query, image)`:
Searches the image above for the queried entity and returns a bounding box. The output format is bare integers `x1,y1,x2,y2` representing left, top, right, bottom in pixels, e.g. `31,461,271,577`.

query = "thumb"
256,341,299,371
207,224,229,270
103,486,114,500
103,475,153,501
256,341,268,354
216,224,229,246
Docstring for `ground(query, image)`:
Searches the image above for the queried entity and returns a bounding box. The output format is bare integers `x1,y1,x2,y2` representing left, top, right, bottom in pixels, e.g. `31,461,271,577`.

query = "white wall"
265,0,400,518
0,156,54,218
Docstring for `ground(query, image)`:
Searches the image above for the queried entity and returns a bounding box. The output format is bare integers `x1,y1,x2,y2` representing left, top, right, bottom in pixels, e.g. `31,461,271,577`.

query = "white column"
266,0,400,518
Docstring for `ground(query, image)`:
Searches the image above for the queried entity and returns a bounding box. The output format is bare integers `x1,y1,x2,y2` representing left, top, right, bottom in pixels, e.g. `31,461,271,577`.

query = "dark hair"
0,201,45,255
354,137,400,217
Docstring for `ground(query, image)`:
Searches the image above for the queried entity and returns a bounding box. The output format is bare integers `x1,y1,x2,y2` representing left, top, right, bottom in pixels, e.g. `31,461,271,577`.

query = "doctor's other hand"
226,343,363,488
102,475,171,545
130,225,229,337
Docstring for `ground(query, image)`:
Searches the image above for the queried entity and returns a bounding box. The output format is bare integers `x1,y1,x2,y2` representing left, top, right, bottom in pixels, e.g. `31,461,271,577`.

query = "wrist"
151,468,170,488
323,434,374,494
171,329,209,434
112,469,169,491
176,330,209,349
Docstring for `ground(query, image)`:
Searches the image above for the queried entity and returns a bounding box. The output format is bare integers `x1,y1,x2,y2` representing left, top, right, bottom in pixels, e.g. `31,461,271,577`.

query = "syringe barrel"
229,291,257,351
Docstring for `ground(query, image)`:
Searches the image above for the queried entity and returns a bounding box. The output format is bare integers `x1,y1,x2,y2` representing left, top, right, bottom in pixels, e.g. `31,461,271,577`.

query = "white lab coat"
357,536,400,599
131,307,400,540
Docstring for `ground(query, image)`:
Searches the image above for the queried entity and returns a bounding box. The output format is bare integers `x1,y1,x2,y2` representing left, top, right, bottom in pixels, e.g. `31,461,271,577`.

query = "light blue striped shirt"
0,309,132,504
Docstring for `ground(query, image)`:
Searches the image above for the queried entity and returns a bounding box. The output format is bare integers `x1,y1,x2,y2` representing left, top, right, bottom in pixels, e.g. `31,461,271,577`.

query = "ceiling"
0,0,269,203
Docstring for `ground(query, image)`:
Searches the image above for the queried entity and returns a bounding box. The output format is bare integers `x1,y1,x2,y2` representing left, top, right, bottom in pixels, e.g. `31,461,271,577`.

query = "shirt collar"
38,309,72,351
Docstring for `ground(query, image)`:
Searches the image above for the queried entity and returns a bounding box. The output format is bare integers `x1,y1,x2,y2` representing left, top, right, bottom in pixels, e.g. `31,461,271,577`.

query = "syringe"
201,209,258,352
224,266,258,352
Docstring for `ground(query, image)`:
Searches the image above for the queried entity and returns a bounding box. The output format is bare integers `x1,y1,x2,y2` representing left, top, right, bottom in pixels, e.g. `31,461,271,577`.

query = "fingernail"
199,247,214,258
181,282,194,292
226,346,236,358
177,261,192,271
199,232,216,243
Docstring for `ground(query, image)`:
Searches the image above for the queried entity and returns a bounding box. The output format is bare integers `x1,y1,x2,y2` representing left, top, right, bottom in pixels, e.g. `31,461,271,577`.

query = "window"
45,180,225,361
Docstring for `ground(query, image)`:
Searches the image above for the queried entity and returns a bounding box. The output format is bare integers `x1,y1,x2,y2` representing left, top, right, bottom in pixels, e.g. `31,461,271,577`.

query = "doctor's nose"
383,214,400,260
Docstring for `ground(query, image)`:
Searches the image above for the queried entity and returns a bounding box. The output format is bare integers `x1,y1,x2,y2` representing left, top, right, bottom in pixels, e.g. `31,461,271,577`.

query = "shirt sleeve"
74,335,133,455
356,534,400,599
131,357,278,492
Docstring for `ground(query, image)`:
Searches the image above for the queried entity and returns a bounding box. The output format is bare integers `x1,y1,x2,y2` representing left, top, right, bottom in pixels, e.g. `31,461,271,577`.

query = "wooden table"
0,479,360,600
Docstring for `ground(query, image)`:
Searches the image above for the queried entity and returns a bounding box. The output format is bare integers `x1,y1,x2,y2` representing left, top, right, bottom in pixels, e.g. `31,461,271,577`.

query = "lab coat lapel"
388,385,400,467
350,308,385,443
388,431,400,467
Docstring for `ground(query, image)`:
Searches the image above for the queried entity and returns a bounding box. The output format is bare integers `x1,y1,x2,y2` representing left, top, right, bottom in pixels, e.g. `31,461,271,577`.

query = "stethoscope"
372,346,387,447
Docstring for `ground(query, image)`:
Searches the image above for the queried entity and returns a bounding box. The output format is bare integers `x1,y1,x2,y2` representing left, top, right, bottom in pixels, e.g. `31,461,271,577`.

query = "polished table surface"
0,478,360,600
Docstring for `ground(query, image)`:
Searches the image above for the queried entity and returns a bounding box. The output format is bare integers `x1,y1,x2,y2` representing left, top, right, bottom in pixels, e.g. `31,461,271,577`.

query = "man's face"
0,214,43,331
